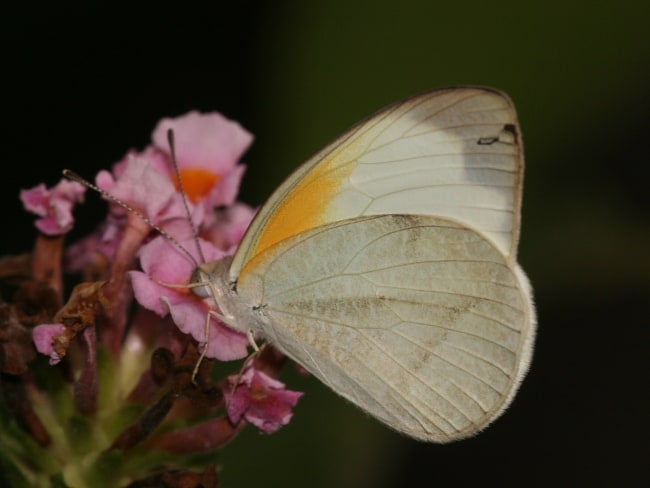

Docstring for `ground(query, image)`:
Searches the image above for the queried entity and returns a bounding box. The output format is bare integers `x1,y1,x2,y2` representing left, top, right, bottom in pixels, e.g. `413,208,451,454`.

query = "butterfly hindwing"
237,214,534,442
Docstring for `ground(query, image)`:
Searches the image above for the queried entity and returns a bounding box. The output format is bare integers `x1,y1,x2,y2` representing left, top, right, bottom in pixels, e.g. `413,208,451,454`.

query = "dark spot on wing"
477,123,518,146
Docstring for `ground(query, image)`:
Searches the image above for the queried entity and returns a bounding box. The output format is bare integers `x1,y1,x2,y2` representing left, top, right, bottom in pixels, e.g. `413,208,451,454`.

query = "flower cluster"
1,112,302,487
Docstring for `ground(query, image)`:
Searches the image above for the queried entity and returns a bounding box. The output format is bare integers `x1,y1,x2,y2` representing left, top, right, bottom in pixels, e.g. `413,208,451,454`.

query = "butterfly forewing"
230,87,523,284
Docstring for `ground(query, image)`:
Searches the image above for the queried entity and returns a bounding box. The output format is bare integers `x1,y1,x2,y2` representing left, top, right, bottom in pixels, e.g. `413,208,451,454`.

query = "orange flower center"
174,168,222,203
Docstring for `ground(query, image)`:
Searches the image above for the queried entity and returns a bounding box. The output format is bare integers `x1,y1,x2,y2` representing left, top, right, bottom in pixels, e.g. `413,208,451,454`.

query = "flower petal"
106,156,178,221
21,180,85,235
151,111,253,174
227,367,303,434
32,323,66,365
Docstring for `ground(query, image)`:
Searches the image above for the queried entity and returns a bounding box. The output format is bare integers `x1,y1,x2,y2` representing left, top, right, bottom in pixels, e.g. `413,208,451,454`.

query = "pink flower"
32,323,66,365
202,202,257,253
21,179,85,235
151,111,252,208
227,366,303,434
68,156,205,273
129,236,249,361
97,156,201,232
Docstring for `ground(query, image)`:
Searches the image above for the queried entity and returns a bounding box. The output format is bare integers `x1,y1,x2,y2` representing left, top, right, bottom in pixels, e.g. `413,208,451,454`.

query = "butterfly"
193,86,536,442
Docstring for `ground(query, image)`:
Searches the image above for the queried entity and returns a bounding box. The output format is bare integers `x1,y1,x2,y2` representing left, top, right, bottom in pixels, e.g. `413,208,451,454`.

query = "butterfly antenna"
167,129,207,264
62,169,200,269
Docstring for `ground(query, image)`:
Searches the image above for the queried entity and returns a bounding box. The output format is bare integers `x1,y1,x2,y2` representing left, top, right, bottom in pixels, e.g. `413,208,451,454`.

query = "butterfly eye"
190,268,212,298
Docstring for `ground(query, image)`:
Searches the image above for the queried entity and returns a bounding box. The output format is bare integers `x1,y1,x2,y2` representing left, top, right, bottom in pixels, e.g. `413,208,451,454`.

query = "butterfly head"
190,256,233,298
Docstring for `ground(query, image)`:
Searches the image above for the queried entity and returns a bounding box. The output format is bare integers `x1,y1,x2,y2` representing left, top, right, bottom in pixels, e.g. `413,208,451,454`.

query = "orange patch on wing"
241,158,356,277
175,168,221,203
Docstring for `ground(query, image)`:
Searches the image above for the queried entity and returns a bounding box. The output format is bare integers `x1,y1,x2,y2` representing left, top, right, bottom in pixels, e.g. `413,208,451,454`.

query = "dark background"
4,1,649,486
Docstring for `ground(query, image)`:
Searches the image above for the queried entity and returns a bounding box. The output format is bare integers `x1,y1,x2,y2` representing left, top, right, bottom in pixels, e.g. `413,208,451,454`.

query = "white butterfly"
195,87,536,442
